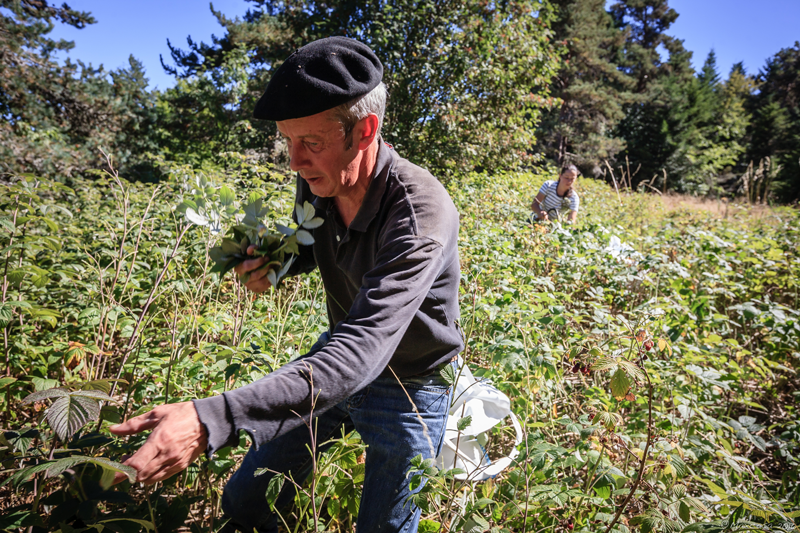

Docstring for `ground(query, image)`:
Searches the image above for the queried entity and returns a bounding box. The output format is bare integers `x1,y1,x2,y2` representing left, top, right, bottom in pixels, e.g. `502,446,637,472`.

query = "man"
110,36,463,532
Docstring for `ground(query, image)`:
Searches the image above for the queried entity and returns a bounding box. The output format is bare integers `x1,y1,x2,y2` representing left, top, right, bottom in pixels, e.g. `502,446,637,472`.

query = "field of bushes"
1,159,798,532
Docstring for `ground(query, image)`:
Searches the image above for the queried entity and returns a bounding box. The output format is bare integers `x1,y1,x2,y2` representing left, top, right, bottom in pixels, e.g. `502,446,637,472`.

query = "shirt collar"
349,139,394,232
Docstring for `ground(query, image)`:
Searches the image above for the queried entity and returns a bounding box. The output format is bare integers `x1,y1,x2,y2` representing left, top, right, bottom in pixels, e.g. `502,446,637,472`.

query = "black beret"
253,36,383,121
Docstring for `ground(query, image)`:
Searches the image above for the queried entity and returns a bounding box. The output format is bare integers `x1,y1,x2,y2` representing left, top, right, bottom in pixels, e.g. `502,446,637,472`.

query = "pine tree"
747,42,800,201
540,0,634,175
610,0,696,189
0,0,159,180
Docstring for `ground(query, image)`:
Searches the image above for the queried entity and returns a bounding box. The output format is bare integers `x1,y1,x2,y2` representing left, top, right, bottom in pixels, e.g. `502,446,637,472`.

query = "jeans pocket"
399,373,450,394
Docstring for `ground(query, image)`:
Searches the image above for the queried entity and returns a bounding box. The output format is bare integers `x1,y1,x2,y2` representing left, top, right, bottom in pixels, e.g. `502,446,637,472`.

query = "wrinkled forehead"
276,109,343,138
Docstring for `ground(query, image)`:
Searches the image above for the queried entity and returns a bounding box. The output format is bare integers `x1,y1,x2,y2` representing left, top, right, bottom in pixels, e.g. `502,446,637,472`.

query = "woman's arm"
531,192,547,219
568,209,578,223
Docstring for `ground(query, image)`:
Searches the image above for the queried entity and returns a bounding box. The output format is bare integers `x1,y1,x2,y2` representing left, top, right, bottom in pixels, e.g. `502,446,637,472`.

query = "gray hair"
330,82,387,148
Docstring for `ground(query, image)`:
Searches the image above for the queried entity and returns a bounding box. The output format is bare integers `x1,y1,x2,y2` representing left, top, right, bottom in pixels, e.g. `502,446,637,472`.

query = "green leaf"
295,202,306,225
440,364,456,385
463,514,490,533
457,415,473,432
748,433,767,452
44,455,137,486
275,223,294,236
185,207,208,226
41,216,58,232
679,501,691,522
699,478,728,497
0,217,16,233
98,518,155,531
592,357,618,373
0,509,43,529
618,359,646,382
302,217,324,229
219,185,235,206
303,201,315,224
7,269,26,286
265,474,284,511
220,238,241,255
0,302,13,325
670,455,688,477
594,485,612,499
45,393,103,440
0,376,16,388
31,377,60,391
0,461,54,488
22,387,70,404
30,267,50,288
295,229,314,246
80,379,127,394
418,519,443,533
610,368,631,400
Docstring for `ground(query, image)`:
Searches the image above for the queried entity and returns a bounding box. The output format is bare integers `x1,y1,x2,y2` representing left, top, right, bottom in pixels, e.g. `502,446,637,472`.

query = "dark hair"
558,164,580,198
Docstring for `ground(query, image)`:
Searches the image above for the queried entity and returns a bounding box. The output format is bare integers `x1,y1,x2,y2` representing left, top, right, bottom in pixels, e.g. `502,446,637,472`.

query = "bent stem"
605,366,654,533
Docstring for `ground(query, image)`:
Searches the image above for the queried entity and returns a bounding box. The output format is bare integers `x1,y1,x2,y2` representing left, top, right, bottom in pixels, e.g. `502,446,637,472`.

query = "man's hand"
234,244,273,293
109,402,208,485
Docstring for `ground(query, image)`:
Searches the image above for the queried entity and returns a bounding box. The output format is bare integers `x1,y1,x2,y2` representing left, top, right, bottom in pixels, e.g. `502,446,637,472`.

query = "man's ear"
355,114,379,151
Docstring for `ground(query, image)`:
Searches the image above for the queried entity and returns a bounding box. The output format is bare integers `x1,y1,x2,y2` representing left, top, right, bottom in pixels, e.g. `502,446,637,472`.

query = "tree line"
2,0,799,201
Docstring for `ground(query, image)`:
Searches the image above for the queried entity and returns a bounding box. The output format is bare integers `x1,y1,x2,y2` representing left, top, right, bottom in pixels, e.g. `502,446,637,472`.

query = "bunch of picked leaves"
209,198,323,286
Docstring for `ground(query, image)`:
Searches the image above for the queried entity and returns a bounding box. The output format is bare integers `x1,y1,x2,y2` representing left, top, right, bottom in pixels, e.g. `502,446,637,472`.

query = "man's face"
276,109,359,199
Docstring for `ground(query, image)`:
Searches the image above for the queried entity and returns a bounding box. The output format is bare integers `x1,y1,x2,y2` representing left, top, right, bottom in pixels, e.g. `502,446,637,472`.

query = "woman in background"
531,164,581,223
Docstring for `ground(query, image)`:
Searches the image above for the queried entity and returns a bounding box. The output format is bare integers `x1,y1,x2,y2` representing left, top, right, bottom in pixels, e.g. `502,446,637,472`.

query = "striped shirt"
536,180,580,213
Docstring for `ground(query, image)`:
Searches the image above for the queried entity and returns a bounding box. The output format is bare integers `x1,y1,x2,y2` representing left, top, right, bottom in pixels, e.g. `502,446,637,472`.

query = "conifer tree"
610,0,695,189
541,0,634,175
0,0,159,180
748,42,800,201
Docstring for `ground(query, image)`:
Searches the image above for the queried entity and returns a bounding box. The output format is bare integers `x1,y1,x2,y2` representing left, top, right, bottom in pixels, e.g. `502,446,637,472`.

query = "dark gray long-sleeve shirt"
194,143,463,454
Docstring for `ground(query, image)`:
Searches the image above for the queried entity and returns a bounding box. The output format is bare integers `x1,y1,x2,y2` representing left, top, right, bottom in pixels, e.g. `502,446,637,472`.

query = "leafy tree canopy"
161,0,562,177
0,0,159,180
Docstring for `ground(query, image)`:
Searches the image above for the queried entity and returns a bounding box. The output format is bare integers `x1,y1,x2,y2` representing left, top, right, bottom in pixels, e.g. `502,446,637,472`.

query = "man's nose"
289,145,310,171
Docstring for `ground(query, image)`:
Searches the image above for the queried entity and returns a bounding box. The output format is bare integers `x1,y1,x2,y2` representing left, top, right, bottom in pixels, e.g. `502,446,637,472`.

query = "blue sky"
46,0,800,91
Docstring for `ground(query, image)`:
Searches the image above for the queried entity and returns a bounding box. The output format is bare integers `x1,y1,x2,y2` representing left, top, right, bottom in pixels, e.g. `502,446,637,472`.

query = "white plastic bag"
436,361,523,481
605,235,641,264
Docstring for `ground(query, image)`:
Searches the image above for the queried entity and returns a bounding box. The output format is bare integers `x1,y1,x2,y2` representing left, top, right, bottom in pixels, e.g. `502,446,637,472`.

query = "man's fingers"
136,437,206,485
122,438,165,479
140,445,204,484
109,411,161,436
248,263,268,283
246,276,272,293
111,402,207,485
234,256,269,276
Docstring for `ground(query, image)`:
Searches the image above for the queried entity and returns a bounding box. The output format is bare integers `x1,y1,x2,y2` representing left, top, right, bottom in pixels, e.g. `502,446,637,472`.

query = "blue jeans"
220,336,452,532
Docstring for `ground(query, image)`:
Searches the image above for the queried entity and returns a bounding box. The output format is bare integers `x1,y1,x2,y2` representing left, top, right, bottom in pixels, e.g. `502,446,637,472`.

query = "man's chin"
305,180,331,197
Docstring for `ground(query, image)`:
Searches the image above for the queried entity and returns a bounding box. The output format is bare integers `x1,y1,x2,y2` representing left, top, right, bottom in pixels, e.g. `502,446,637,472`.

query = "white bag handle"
436,361,523,481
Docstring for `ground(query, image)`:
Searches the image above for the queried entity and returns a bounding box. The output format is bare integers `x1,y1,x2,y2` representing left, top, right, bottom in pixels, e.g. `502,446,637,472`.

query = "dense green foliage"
538,0,633,169
1,0,800,530
2,0,799,199
0,0,159,181
160,0,561,177
1,164,798,531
